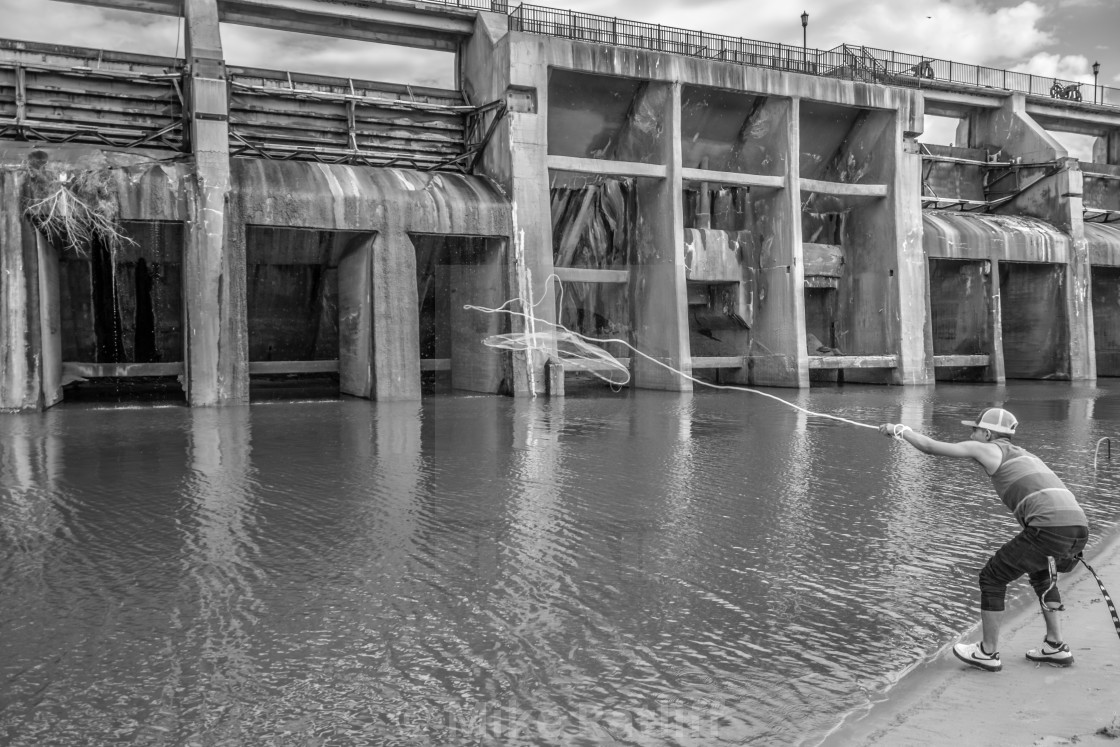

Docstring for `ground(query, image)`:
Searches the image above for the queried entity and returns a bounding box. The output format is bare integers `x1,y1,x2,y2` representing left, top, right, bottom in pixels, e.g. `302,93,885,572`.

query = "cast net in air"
465,275,877,431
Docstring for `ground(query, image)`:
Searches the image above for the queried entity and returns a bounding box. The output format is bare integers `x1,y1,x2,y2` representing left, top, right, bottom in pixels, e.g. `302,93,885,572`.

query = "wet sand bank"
819,528,1120,746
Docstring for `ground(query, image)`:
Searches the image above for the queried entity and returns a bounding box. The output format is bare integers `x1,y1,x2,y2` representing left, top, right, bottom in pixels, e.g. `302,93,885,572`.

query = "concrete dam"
3,0,1120,410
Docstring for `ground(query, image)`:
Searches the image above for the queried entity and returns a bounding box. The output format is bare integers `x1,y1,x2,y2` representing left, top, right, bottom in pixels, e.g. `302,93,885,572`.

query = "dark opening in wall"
548,172,636,378
57,220,185,403
246,226,363,400
1000,261,1070,380
1092,265,1120,376
929,258,990,382
412,234,509,396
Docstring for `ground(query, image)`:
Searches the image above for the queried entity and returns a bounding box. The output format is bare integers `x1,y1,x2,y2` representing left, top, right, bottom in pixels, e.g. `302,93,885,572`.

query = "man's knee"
979,565,1007,612
1029,564,1066,610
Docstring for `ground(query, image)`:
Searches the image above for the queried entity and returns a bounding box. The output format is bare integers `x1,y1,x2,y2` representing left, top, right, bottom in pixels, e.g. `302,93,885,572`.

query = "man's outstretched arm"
878,423,1002,473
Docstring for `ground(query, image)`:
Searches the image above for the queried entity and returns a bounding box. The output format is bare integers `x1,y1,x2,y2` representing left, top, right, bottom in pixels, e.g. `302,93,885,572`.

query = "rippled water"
3,382,1120,746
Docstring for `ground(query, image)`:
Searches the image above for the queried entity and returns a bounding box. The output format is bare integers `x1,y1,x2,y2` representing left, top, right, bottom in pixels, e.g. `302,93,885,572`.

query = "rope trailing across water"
469,279,1120,643
465,274,877,431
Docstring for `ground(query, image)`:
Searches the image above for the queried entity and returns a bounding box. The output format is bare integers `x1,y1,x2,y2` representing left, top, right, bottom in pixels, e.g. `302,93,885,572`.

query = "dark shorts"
978,524,1089,612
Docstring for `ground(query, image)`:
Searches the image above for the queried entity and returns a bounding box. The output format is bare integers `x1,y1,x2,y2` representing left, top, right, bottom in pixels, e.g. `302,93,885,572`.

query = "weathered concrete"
951,95,1095,381
6,1,1117,403
628,82,691,391
750,97,806,387
182,0,242,407
0,171,42,411
463,18,554,396
230,159,511,400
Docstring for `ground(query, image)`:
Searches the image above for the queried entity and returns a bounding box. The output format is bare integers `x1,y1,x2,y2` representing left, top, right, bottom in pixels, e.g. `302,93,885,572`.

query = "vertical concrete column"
0,172,43,410
337,234,374,398
750,98,807,387
1091,131,1120,165
629,81,691,391
36,234,62,407
893,136,934,385
181,0,247,406
986,259,1007,383
465,30,553,396
370,226,421,400
1048,164,1095,381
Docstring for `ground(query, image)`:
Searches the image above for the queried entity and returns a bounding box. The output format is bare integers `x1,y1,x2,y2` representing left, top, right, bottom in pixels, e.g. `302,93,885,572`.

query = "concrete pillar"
629,81,691,391
1047,165,1094,382
371,227,421,400
968,94,1065,165
462,21,553,396
36,234,62,407
838,109,930,385
893,136,934,385
1092,132,1120,165
181,0,247,406
986,260,1007,383
750,98,807,387
0,171,43,410
338,234,374,398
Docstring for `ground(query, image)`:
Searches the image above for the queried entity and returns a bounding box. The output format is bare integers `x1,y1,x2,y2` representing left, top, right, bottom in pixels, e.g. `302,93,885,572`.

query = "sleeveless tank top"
988,441,1087,528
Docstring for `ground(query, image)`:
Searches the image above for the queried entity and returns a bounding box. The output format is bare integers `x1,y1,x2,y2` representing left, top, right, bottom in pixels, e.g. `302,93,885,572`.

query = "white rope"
466,274,878,431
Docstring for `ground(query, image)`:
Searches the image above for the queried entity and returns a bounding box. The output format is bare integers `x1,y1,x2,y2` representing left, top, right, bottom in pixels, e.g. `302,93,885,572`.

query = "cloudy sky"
3,0,1117,152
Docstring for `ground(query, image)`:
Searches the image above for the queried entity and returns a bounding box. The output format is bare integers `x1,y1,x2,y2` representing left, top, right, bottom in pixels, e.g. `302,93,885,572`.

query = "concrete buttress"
0,172,43,410
629,81,692,391
182,0,248,406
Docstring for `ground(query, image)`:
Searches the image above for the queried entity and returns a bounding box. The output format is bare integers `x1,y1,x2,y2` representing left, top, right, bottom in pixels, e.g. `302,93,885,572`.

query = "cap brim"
961,420,979,428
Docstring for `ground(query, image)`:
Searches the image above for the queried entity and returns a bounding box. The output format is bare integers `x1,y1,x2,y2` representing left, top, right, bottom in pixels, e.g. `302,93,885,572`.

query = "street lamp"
1093,60,1100,104
801,10,809,70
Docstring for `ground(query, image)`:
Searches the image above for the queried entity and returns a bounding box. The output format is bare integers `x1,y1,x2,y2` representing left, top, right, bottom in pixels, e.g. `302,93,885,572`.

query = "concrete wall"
0,142,512,409
230,160,512,400
963,95,1094,381
6,8,1114,405
463,29,926,390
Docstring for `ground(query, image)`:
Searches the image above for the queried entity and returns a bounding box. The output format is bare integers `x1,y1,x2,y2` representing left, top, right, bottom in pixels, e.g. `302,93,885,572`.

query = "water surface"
3,382,1120,745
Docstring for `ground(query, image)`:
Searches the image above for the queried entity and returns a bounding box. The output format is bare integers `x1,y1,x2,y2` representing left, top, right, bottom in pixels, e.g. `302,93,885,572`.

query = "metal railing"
411,0,509,10
506,3,1120,109
831,44,1119,107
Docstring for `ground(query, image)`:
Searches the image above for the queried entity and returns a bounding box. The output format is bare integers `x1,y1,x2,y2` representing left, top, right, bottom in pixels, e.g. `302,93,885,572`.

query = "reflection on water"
3,382,1120,745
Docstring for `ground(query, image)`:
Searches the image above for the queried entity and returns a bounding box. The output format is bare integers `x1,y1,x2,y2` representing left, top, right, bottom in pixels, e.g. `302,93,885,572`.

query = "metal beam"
57,0,477,51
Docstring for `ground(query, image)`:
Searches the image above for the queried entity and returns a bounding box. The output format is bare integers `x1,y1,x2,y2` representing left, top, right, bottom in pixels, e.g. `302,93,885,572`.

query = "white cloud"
3,0,182,57
556,0,1053,68
218,25,455,88
1013,52,1096,82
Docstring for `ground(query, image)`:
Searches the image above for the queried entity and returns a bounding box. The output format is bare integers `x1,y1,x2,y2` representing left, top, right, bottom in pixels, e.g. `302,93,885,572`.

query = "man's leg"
1029,564,1065,645
981,609,1003,654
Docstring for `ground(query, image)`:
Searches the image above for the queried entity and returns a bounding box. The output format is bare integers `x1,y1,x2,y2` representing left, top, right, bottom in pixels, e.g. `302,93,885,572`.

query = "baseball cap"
961,407,1018,436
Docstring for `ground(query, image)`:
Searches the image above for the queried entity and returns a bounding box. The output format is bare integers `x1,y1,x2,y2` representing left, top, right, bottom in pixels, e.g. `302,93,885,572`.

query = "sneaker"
1026,639,1074,667
952,642,1002,672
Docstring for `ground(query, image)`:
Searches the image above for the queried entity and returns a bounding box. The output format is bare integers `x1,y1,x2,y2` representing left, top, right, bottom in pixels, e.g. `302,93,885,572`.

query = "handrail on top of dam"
427,1,1115,110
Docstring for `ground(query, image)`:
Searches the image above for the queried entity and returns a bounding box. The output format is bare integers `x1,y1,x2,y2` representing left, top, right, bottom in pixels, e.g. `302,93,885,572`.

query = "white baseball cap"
961,407,1018,436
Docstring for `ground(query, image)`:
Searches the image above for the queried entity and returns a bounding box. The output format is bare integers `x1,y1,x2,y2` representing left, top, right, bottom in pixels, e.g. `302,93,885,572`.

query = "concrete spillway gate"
1,149,513,408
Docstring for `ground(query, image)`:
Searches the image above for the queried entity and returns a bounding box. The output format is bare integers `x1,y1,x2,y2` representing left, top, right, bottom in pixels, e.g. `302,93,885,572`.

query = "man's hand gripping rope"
878,423,912,441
